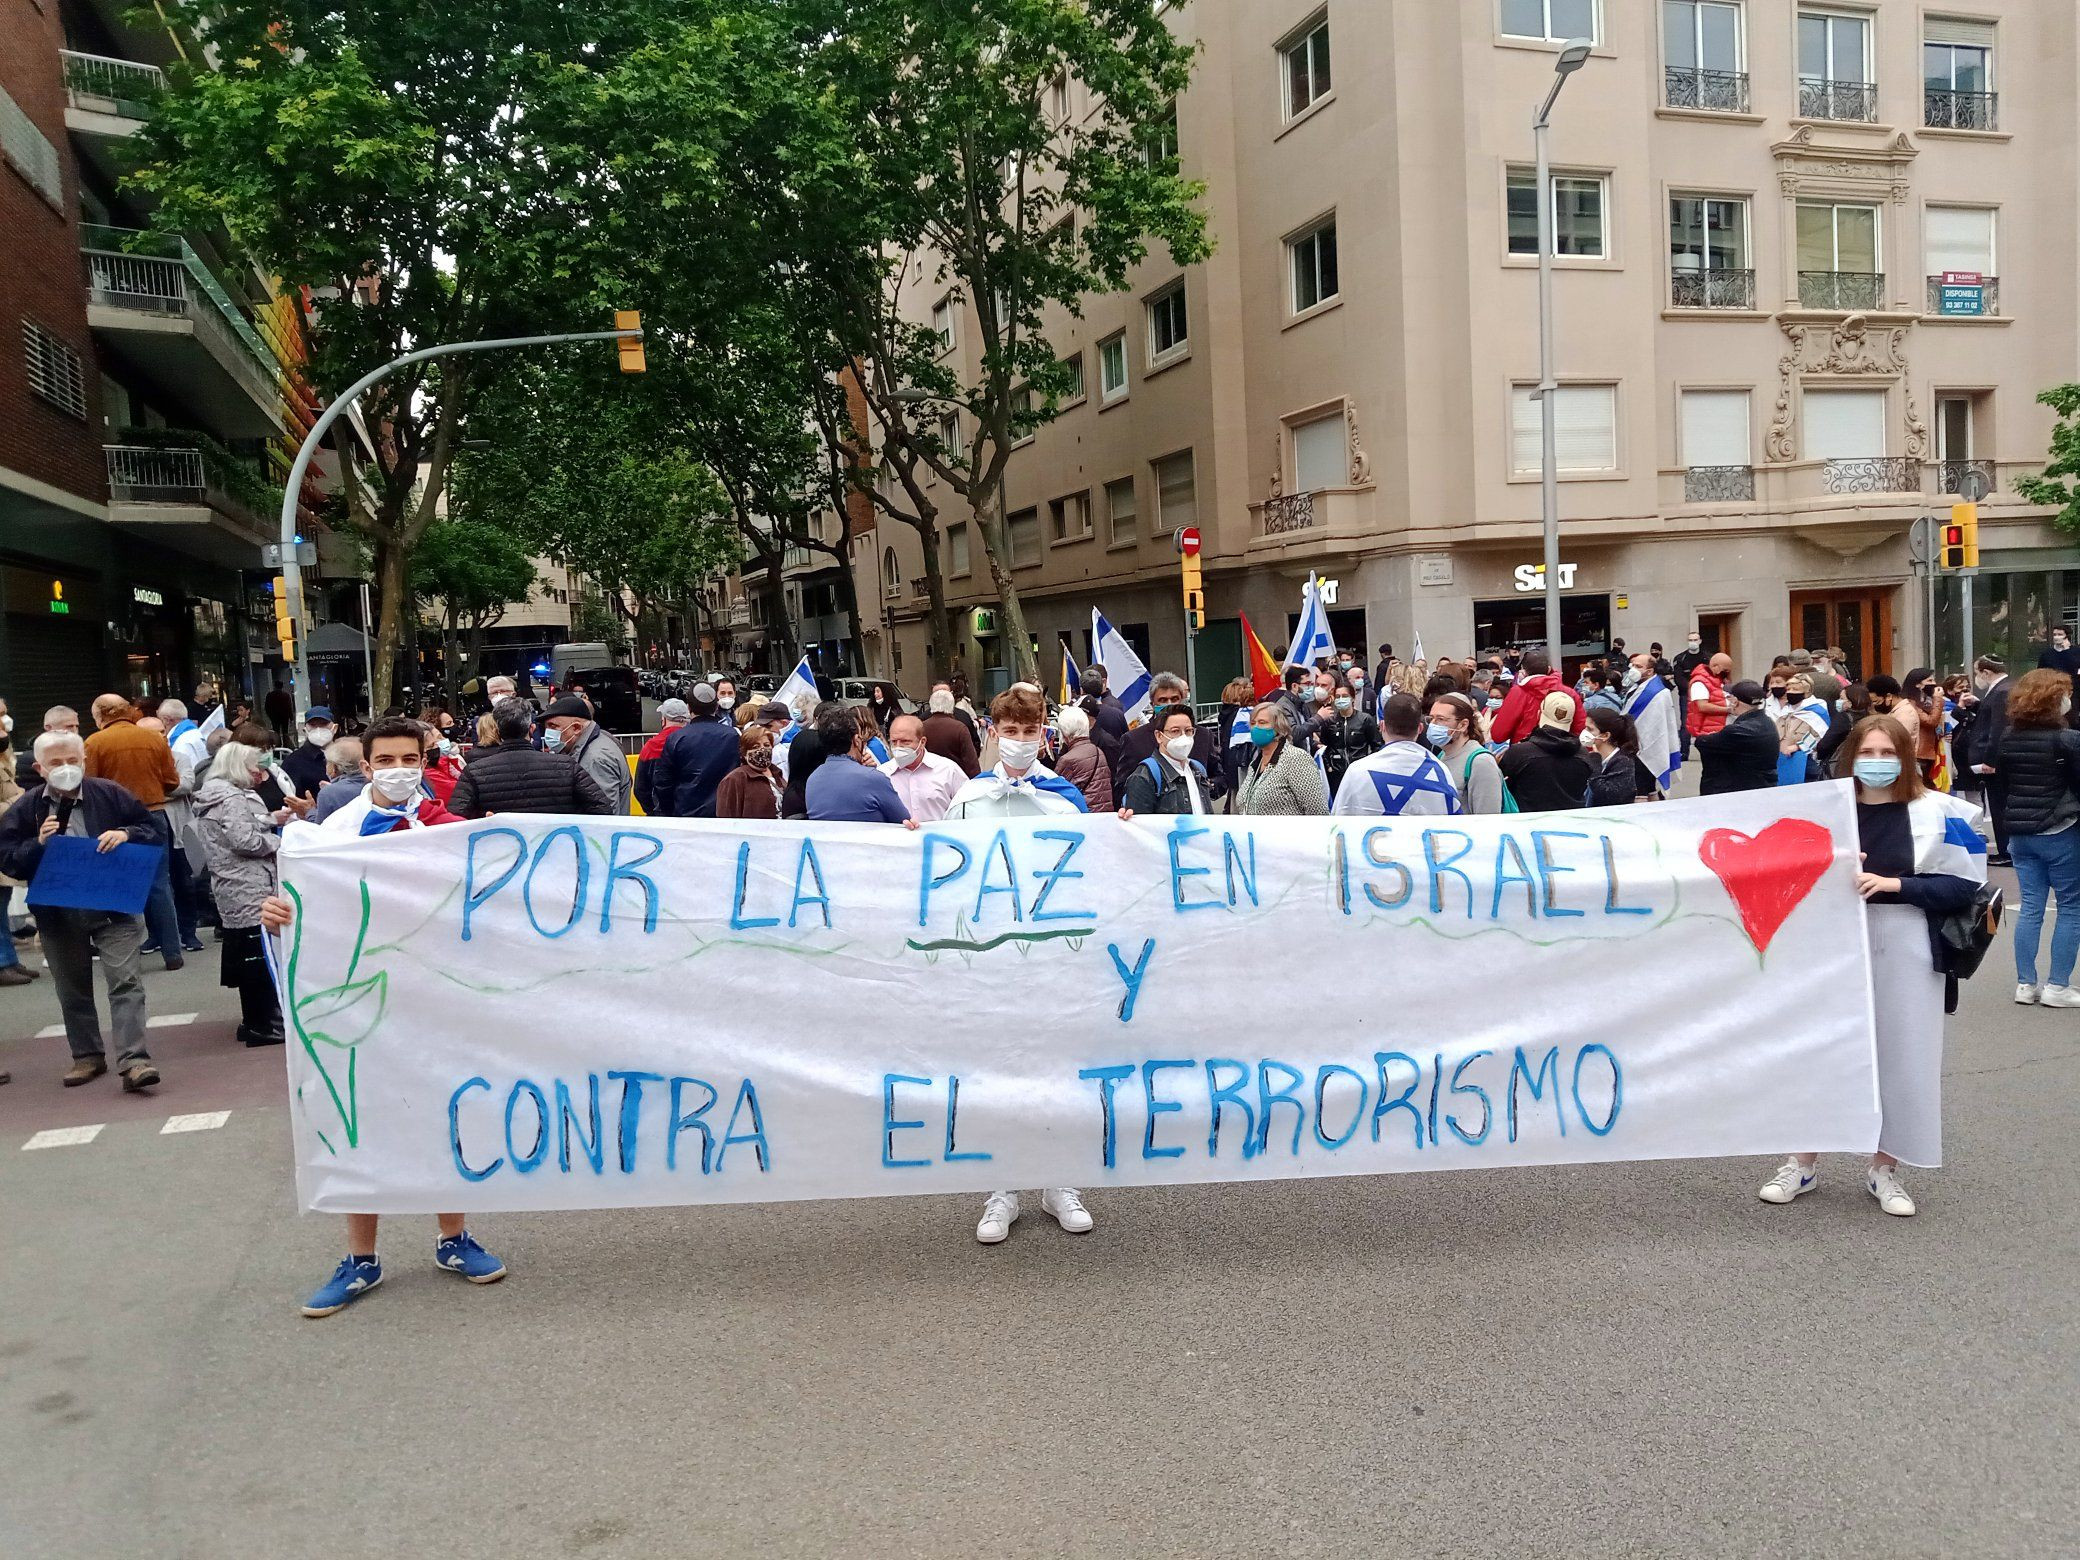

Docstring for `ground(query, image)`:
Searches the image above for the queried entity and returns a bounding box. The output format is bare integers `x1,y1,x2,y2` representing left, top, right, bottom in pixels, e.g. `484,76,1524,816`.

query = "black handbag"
1935,880,2003,990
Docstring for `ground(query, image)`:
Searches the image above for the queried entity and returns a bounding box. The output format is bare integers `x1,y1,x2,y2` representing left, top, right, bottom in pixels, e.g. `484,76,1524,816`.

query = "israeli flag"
1092,609,1154,726
1282,575,1334,673
774,655,819,716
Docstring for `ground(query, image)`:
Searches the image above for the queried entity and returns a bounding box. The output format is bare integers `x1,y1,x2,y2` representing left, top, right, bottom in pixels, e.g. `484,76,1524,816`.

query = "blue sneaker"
301,1256,383,1317
434,1231,507,1285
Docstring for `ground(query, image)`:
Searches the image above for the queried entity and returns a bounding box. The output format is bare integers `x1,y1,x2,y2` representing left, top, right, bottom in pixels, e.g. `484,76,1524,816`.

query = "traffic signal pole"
1175,527,1203,714
276,322,643,723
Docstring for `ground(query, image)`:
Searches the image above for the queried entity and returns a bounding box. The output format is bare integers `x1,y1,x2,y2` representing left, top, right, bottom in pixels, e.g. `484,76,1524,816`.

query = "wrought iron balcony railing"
1925,274,1999,317
1684,465,1755,503
1924,88,1997,132
1663,67,1750,113
1670,267,1756,310
1261,492,1318,535
1931,459,1996,498
1823,456,1919,495
59,50,164,116
1799,270,1884,311
107,445,206,505
1799,78,1877,121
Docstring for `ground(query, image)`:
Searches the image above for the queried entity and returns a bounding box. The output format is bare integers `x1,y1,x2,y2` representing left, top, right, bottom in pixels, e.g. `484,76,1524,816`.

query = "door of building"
1790,588,1892,682
1696,611,1741,668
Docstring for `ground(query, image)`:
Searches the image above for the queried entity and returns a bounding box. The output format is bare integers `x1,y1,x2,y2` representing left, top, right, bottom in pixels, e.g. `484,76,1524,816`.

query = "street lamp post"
1534,39,1595,664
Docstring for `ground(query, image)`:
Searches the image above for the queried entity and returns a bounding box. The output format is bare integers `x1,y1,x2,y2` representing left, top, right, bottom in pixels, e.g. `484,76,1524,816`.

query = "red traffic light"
1943,525,1964,546
1175,526,1201,557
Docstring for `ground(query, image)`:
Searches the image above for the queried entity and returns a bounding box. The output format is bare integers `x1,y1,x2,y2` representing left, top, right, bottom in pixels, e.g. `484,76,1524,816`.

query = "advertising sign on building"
1938,271,1985,317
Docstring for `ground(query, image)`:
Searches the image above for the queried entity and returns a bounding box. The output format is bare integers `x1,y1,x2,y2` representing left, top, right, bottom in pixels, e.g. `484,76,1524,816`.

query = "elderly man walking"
0,732,161,1090
84,693,185,970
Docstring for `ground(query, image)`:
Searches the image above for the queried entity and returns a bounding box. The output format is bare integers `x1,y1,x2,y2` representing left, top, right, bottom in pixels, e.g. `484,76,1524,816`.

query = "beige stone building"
863,0,2079,696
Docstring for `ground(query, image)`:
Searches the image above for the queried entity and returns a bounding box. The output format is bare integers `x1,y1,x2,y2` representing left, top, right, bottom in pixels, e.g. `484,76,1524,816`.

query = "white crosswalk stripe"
34,1013,198,1041
23,1125,105,1150
161,1111,231,1134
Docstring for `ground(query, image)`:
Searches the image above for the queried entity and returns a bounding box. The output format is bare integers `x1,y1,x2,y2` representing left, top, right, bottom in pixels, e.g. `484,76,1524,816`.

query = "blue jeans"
2010,828,2080,986
0,884,17,970
140,811,182,958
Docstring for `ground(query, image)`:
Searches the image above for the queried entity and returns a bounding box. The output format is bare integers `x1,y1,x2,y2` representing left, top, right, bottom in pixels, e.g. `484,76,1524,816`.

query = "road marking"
161,1111,230,1134
23,1125,105,1150
33,1013,197,1040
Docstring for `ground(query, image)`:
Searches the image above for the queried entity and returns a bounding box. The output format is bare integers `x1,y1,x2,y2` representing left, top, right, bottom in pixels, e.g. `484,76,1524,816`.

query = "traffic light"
615,310,645,374
272,573,298,661
1176,526,1204,630
1944,501,1979,569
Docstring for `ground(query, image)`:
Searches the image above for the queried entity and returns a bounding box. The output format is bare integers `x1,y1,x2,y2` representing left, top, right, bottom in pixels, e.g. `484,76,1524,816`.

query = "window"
1293,413,1347,492
0,84,63,207
1146,284,1188,363
1669,195,1752,308
1047,73,1070,123
1154,451,1197,533
1507,169,1608,258
1281,15,1332,119
1143,102,1179,167
937,413,966,464
882,546,902,598
1050,490,1092,543
1936,394,1974,464
948,522,971,576
1798,9,1874,120
22,321,87,419
930,297,958,352
1062,352,1085,403
1925,206,1994,278
1502,0,1599,44
1796,201,1880,308
1008,508,1041,569
1104,475,1138,547
1664,1,1747,112
1801,387,1886,459
1010,384,1036,445
1509,383,1618,474
1679,389,1751,467
1289,218,1339,313
1925,18,1994,128
1099,333,1129,401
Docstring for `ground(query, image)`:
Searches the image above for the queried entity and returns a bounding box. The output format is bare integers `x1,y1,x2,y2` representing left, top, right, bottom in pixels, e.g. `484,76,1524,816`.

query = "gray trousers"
39,909,150,1066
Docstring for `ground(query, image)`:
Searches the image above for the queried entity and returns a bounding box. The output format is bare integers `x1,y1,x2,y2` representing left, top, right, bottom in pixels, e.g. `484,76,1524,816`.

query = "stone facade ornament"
1766,315,1914,462
1345,403,1371,485
1904,388,1929,460
1268,429,1283,498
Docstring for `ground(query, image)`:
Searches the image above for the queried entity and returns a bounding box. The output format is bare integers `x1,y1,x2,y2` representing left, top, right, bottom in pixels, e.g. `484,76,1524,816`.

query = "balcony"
83,246,283,439
1684,465,1756,504
1823,456,1919,495
105,444,274,564
1798,79,1877,122
1931,459,1997,498
1924,88,1997,132
1663,67,1750,114
1798,270,1884,311
1250,487,1382,547
1670,267,1756,311
1261,493,1317,536
60,50,163,118
1926,274,1999,317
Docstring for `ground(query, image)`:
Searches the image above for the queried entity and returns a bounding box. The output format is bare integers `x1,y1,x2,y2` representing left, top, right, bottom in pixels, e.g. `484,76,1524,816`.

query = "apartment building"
866,0,2079,695
1,0,336,719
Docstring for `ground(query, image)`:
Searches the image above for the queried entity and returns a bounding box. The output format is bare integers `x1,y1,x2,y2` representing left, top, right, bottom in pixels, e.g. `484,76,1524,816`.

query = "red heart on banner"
1697,819,1837,955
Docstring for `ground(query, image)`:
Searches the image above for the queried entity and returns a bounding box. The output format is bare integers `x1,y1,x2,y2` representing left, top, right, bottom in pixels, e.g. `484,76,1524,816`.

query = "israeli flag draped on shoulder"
1227,707,1252,748
1282,575,1334,673
1908,791,1989,882
774,655,819,716
1093,609,1153,726
1624,674,1684,791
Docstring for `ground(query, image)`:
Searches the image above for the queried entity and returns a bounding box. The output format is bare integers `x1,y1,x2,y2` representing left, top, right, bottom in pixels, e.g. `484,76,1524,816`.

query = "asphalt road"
0,893,2074,1560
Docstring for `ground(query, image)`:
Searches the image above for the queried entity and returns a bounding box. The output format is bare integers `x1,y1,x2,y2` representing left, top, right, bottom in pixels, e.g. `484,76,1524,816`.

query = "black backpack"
1935,880,2003,1013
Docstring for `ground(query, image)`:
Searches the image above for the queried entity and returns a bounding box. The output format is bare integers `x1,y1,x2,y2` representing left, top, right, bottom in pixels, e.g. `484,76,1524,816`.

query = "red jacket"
422,754,462,807
1686,666,1727,737
1490,673,1583,743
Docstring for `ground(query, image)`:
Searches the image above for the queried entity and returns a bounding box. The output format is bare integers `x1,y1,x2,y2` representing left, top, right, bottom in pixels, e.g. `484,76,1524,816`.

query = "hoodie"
191,777,279,928
1490,673,1584,744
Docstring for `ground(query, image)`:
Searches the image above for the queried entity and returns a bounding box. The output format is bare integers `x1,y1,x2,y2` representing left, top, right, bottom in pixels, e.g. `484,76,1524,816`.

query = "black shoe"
181,938,205,954
161,957,185,972
1990,852,2013,867
0,965,32,987
241,1025,286,1049
140,942,162,956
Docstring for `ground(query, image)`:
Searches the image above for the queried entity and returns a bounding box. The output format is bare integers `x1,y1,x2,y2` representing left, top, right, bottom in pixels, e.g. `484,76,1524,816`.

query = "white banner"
277,786,1880,1213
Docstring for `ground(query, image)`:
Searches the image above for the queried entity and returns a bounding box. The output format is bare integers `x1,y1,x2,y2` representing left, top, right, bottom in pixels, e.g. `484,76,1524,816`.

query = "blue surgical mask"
1249,726,1277,748
1853,756,1901,789
1333,696,1352,713
1426,721,1454,748
543,728,564,751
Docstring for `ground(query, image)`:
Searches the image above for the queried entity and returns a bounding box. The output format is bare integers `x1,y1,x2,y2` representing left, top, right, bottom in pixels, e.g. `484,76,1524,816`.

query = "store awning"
307,620,373,660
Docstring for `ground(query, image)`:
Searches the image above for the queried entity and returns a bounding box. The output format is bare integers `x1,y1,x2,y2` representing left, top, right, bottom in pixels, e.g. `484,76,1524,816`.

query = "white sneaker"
1040,1187,1093,1233
975,1191,1020,1244
1868,1164,1916,1217
1757,1158,1817,1204
2040,985,2080,1008
2015,982,2041,1005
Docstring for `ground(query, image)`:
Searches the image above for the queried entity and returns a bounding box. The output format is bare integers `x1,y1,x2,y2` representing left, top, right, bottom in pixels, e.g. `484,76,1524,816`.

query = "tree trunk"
973,480,1037,686
826,545,866,677
905,517,956,685
371,536,410,713
442,614,462,709
761,564,797,674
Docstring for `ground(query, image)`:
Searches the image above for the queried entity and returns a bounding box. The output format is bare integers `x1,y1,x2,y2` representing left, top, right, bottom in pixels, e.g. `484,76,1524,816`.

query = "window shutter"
1156,453,1196,529
1513,385,1617,473
1680,391,1750,467
0,84,63,207
1924,17,1995,47
1293,414,1347,492
1801,388,1887,459
1925,207,1994,275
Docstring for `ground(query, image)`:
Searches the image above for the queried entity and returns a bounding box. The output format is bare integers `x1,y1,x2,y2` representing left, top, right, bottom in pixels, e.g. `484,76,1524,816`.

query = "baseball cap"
1728,680,1767,707
1787,648,1813,667
657,697,691,722
1538,692,1575,729
303,706,334,724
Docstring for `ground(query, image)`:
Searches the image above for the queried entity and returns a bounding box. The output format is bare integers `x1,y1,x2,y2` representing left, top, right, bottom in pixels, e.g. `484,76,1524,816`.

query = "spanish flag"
1239,610,1282,701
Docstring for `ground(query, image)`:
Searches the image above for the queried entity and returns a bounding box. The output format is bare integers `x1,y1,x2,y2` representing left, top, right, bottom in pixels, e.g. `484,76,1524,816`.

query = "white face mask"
890,746,920,769
0,713,12,734
997,737,1041,772
370,766,422,803
45,762,84,793
1164,734,1196,762
306,727,332,746
718,695,736,711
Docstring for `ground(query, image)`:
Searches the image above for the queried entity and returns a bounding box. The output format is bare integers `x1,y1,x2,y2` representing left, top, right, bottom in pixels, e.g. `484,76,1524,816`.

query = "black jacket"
1314,710,1382,795
281,740,329,799
1118,754,1208,816
1964,678,2011,774
1815,704,1857,767
1120,721,1225,799
1084,695,1128,776
650,716,741,818
1992,726,2080,837
448,745,612,818
1694,709,1780,794
1497,727,1593,812
1274,690,1317,750
0,777,156,885
1584,750,1639,808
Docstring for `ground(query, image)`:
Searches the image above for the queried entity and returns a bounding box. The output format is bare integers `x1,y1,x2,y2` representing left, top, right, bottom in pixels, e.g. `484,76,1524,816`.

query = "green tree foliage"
2016,386,2080,536
408,520,538,702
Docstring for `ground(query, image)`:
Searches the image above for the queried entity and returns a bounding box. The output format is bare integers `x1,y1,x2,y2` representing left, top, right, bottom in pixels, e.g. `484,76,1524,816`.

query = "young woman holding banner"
1757,715,1986,1217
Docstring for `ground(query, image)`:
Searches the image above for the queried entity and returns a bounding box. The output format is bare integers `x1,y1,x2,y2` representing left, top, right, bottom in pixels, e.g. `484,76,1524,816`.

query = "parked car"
564,664,644,733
